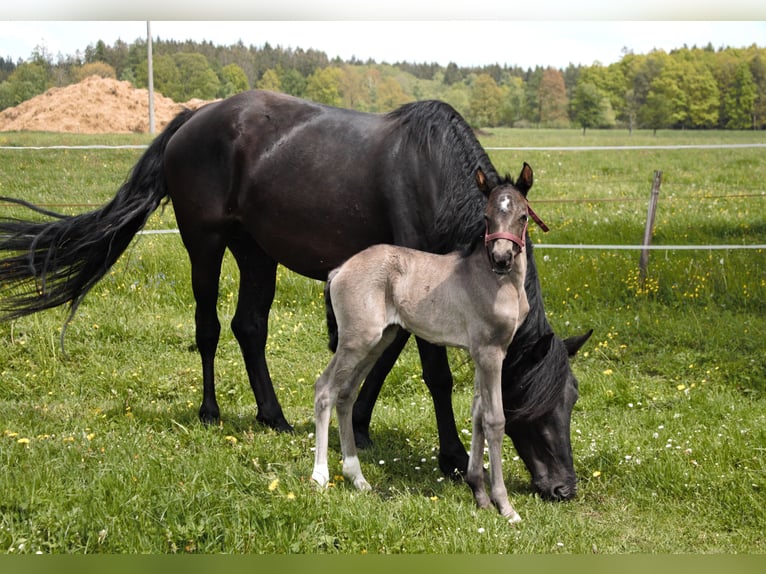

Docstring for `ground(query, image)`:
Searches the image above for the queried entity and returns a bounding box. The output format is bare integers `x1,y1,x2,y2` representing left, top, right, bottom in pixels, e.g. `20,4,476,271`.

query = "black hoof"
198,406,220,426
256,413,294,433
354,429,374,450
438,451,469,480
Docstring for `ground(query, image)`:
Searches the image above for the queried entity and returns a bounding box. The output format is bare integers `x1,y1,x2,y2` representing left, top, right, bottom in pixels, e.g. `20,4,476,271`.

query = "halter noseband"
484,203,549,252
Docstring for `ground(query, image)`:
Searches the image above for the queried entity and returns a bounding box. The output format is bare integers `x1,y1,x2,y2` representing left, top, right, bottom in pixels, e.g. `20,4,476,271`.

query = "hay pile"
0,76,211,134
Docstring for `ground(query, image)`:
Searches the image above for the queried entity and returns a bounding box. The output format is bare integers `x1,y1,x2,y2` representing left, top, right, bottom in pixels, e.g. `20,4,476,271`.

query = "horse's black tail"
324,269,340,353
0,108,197,326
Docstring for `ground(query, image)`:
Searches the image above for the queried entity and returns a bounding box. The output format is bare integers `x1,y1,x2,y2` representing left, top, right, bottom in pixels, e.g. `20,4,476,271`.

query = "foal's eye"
520,214,529,223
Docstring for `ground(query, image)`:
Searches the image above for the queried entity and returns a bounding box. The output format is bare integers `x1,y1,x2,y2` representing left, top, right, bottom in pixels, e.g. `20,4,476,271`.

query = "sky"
2,3,765,70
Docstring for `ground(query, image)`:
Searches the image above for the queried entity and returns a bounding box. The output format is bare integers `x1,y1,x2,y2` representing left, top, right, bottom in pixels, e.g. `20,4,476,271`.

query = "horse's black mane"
503,240,570,423
387,100,499,253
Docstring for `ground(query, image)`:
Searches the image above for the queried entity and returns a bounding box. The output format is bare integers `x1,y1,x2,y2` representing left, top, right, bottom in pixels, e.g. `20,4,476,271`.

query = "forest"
1,35,765,131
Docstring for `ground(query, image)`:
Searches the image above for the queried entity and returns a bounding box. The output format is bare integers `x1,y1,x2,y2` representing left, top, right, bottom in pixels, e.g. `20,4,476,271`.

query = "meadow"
0,128,764,554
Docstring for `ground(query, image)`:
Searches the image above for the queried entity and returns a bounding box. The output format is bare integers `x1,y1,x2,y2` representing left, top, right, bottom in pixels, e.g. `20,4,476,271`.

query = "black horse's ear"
516,162,533,197
563,329,593,357
475,168,492,197
529,332,555,363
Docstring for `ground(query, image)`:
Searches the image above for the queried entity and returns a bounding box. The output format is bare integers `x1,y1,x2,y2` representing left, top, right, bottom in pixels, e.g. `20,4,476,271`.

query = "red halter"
484,203,549,252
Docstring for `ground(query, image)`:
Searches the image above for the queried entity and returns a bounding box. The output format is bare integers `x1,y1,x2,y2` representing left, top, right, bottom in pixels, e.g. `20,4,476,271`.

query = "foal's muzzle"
485,227,525,275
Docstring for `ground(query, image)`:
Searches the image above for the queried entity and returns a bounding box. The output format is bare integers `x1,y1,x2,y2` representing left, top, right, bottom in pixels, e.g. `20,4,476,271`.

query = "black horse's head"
502,330,591,500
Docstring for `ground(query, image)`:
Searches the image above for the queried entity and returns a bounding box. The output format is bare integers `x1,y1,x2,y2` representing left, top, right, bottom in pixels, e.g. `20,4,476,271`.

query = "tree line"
1,36,764,131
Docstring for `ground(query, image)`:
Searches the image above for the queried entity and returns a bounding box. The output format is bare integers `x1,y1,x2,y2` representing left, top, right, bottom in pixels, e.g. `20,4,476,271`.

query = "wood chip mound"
0,75,213,134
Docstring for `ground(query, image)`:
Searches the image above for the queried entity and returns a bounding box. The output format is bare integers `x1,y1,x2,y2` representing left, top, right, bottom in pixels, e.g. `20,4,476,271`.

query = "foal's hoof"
351,477,372,491
311,469,330,488
503,509,522,525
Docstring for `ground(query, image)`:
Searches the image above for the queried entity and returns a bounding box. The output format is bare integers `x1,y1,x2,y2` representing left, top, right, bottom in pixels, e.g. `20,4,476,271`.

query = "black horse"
0,90,590,500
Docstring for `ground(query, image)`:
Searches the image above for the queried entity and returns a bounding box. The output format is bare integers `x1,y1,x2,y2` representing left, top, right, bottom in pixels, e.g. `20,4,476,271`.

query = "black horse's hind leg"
352,328,411,448
415,338,469,478
228,233,292,432
186,233,227,425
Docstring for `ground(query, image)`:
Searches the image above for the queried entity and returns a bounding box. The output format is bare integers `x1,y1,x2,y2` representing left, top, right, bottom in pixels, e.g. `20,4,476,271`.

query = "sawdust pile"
0,76,212,134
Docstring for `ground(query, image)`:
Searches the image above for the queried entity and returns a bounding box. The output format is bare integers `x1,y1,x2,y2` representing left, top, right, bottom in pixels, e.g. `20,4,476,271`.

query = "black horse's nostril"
550,483,576,501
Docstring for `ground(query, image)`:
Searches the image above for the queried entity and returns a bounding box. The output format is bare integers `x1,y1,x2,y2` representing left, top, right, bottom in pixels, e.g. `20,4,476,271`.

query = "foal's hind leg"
313,349,375,490
228,233,292,432
313,327,397,491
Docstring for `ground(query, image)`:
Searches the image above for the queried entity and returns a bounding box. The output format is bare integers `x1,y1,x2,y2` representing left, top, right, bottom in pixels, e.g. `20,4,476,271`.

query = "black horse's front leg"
415,338,469,478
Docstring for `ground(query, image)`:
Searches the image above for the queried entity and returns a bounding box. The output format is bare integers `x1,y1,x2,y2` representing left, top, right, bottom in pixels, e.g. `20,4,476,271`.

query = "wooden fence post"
639,170,662,285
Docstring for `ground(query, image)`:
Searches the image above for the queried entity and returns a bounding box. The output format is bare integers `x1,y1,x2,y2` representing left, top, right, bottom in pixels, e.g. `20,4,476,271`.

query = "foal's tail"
324,269,340,353
0,108,196,328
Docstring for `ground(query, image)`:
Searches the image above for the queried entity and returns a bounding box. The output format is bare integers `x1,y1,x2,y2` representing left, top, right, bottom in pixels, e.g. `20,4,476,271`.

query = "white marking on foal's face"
499,196,511,213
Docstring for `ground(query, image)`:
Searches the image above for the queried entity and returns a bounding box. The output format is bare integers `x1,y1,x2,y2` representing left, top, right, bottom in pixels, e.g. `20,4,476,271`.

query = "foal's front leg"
468,350,521,523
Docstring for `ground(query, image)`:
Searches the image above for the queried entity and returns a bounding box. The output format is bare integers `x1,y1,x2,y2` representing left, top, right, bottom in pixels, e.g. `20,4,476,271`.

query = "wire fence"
2,143,764,252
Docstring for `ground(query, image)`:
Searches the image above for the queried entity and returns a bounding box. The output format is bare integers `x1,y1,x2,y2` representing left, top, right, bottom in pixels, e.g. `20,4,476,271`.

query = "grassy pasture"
0,128,764,554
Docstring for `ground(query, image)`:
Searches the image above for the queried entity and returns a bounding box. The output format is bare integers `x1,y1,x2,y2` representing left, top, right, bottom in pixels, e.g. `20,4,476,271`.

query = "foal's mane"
386,100,499,253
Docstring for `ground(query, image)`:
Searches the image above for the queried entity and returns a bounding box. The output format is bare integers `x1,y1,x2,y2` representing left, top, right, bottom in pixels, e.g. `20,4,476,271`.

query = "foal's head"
476,163,533,275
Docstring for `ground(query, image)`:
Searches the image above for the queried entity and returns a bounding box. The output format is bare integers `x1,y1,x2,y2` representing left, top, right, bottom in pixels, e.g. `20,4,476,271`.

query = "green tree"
638,89,674,135
305,67,343,106
256,68,281,92
723,62,757,129
750,51,766,129
136,53,178,98
468,73,505,127
279,68,307,97
676,60,719,128
571,81,604,134
172,53,221,101
0,62,48,110
220,63,250,98
522,67,543,124
500,75,525,126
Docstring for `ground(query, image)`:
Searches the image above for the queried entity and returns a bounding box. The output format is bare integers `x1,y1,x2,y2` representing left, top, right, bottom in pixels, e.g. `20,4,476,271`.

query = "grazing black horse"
0,90,590,500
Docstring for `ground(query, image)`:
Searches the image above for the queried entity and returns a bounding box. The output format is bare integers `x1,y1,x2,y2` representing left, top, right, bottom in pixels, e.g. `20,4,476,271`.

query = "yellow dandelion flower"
225,435,238,445
603,369,614,376
268,478,279,491
677,384,686,391
286,492,296,500
17,438,30,445
592,470,601,478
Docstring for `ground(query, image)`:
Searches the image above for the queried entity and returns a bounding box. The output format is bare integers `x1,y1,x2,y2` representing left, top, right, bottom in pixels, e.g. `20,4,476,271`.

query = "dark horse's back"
164,90,478,281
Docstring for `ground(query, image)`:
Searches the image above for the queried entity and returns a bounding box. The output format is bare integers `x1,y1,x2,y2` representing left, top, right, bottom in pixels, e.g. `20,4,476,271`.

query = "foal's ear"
516,162,534,196
475,168,492,197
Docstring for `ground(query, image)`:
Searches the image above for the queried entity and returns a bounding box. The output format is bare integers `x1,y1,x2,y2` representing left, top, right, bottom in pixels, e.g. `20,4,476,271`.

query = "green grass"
0,129,764,554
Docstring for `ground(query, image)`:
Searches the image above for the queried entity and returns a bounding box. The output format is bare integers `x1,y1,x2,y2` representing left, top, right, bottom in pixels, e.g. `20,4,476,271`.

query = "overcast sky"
2,2,765,70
